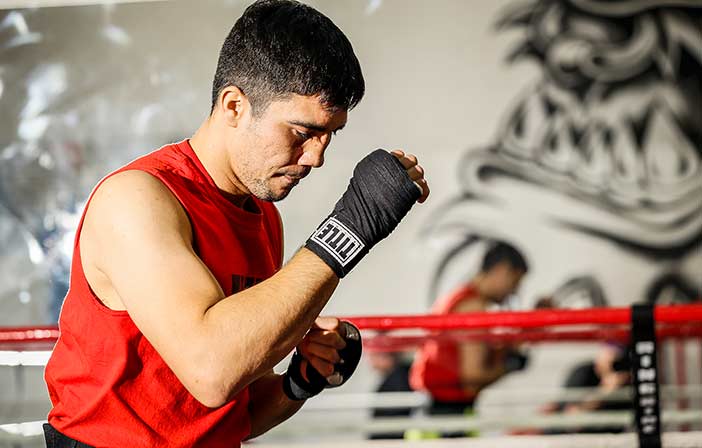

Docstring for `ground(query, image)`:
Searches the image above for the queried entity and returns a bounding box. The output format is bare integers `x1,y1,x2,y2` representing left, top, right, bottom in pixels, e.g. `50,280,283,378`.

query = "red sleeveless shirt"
409,284,479,402
44,140,282,447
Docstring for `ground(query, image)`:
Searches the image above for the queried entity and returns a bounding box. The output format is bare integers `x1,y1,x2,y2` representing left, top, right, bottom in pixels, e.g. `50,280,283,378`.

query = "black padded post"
630,303,662,448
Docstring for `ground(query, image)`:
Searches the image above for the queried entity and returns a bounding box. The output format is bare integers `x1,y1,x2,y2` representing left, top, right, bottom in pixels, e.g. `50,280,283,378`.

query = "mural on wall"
425,0,702,308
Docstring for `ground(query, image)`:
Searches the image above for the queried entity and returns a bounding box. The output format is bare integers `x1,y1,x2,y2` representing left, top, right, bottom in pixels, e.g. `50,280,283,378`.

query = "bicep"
84,171,224,386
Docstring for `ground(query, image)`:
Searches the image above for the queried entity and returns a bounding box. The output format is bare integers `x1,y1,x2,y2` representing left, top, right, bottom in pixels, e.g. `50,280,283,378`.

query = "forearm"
245,372,305,440
460,364,505,390
458,343,506,391
202,248,339,403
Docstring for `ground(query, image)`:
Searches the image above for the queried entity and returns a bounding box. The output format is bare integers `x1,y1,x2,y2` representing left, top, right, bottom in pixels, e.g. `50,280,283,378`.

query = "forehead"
264,94,348,129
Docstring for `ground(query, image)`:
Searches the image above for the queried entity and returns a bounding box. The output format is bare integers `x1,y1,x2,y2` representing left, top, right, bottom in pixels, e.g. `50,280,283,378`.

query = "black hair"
480,241,529,273
211,0,365,115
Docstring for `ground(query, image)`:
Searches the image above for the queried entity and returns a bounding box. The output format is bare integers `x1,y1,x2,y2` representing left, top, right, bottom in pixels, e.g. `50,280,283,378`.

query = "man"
540,343,631,434
410,241,528,421
43,1,429,447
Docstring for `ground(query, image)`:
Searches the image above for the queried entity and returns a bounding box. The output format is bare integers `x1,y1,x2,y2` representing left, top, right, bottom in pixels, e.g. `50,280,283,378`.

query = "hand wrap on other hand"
282,321,362,401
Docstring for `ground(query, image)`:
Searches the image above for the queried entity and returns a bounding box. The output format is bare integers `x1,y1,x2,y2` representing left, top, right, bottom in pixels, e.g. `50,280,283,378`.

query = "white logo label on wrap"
311,217,364,266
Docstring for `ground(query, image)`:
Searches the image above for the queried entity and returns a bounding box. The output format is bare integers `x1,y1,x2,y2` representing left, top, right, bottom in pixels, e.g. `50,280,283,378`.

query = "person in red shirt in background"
410,241,529,436
43,1,430,447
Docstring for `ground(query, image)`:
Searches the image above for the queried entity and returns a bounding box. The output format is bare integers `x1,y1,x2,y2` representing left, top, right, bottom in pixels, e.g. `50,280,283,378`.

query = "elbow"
196,393,228,410
186,367,247,409
195,395,227,409
179,334,257,408
188,377,229,409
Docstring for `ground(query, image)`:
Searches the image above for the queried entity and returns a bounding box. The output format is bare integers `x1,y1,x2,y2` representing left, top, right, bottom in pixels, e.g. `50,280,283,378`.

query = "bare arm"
245,316,348,439
82,170,338,407
454,300,506,391
245,370,303,439
458,341,506,390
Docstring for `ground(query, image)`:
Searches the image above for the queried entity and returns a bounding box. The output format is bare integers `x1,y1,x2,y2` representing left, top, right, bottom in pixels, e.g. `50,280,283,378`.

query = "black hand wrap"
282,321,363,401
305,149,420,278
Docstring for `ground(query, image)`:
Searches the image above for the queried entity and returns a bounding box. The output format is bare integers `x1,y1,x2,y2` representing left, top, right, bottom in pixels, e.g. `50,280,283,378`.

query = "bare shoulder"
88,170,190,236
82,170,192,268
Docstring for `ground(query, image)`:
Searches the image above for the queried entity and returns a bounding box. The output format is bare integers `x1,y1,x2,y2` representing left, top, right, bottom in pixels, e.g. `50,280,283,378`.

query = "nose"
298,134,331,168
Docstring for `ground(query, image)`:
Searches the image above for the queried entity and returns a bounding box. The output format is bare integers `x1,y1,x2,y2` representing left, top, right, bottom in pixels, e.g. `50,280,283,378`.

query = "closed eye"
294,129,311,140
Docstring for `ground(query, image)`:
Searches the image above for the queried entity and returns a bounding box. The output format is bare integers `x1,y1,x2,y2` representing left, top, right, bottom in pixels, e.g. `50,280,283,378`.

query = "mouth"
284,174,301,184
276,173,306,190
276,167,310,183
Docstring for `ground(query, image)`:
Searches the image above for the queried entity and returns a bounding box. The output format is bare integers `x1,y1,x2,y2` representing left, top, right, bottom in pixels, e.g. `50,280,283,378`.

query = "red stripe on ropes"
344,304,702,331
0,305,701,346
0,326,59,342
362,324,702,352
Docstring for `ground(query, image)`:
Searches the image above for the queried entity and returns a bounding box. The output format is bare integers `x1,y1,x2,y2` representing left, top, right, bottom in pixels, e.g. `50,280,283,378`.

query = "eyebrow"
288,120,346,133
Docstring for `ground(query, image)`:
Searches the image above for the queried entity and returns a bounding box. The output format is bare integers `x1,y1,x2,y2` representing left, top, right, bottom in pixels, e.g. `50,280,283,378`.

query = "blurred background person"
366,346,414,440
409,241,530,437
539,343,631,434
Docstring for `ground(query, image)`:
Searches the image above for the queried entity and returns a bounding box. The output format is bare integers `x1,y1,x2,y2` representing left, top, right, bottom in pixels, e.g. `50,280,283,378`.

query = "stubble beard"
246,176,290,202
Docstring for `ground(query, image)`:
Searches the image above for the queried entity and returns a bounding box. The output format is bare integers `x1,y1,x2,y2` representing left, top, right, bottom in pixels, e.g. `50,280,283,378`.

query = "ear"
216,86,251,128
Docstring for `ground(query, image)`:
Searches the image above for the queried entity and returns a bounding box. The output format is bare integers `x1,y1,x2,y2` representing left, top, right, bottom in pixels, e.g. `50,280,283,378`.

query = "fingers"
297,325,345,380
390,149,416,169
298,339,341,381
302,328,345,349
390,149,429,204
299,317,349,381
415,178,430,203
312,316,340,331
302,353,336,378
406,164,423,182
304,341,341,365
309,319,346,349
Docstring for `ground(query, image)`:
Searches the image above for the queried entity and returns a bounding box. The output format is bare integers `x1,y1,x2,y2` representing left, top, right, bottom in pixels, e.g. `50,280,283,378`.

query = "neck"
189,117,251,208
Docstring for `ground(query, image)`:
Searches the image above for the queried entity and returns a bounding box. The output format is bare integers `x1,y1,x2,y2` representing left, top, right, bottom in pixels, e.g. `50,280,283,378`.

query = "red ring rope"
343,304,702,331
0,304,700,348
362,324,702,352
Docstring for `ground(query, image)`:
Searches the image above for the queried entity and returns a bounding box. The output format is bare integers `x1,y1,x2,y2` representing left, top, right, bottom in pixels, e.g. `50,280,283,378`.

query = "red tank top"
44,140,282,447
409,284,479,402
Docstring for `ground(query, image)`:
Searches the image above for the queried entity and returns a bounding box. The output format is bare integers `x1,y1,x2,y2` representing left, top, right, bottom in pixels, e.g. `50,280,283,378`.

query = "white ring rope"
297,386,702,411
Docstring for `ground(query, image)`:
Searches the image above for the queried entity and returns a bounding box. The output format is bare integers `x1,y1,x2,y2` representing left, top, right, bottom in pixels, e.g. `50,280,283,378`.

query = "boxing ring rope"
341,303,702,331
358,325,702,352
1,304,702,447
1,304,701,345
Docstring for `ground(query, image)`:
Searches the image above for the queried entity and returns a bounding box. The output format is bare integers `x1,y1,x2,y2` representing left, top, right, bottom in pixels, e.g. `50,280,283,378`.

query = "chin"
244,178,284,202
253,187,291,202
269,190,291,202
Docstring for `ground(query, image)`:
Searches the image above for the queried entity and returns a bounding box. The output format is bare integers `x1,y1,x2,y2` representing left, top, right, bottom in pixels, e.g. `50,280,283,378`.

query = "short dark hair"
211,0,365,115
480,241,529,273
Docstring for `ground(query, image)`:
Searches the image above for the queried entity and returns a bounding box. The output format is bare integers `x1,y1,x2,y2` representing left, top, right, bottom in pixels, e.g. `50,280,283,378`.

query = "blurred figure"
367,349,413,440
410,241,529,436
541,343,631,433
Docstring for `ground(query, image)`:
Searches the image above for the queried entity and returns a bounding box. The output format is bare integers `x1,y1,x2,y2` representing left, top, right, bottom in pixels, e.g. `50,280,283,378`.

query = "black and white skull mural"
424,0,702,309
